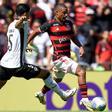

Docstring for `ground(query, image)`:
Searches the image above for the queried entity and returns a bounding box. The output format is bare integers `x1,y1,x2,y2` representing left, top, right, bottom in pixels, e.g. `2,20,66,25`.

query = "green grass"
0,71,111,112
0,110,111,112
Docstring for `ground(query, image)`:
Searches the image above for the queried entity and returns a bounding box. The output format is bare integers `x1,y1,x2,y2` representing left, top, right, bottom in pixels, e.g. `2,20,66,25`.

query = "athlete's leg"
52,56,88,100
35,71,64,104
35,68,76,104
0,66,9,90
39,77,62,94
38,56,87,99
20,61,76,104
75,65,87,98
70,61,94,111
39,71,64,94
45,56,93,111
14,64,76,104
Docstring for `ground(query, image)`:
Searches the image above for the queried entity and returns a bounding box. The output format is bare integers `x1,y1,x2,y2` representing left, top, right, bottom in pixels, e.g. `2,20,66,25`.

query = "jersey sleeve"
67,19,74,34
40,22,51,33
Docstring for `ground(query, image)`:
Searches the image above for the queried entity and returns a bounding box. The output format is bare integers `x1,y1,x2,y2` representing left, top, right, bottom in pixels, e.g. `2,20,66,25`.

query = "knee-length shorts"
0,63,41,80
52,56,78,78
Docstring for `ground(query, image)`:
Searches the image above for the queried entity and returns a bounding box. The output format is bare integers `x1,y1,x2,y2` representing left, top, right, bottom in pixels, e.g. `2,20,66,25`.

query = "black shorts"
0,63,41,80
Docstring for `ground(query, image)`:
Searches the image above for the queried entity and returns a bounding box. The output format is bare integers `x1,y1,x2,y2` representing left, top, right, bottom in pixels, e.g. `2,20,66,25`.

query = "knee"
76,65,86,77
38,69,51,79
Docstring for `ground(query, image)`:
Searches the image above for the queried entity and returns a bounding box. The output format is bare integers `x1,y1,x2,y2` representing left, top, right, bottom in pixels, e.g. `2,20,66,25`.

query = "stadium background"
0,71,111,112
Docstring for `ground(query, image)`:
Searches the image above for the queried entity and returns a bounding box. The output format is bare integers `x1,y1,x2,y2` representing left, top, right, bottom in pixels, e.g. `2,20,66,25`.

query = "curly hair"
53,4,67,16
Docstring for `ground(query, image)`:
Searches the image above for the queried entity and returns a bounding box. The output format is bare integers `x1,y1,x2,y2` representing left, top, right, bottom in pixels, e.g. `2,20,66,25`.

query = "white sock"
44,75,64,97
81,98,90,102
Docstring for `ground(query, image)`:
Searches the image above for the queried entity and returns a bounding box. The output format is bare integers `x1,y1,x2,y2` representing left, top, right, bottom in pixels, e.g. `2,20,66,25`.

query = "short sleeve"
40,22,51,33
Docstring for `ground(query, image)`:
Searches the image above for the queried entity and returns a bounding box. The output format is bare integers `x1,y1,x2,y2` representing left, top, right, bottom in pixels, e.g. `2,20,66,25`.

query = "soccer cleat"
35,88,77,105
35,92,46,105
61,88,77,101
80,98,95,112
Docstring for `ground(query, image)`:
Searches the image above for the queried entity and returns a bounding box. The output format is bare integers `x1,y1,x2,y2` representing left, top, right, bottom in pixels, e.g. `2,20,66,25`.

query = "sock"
41,85,50,94
43,75,64,97
79,84,88,98
42,77,62,94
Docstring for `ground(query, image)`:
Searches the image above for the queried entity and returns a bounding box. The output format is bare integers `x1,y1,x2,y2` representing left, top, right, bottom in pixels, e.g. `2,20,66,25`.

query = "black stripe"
56,51,70,56
40,21,59,32
55,45,70,50
53,39,70,44
49,31,73,36
20,28,24,66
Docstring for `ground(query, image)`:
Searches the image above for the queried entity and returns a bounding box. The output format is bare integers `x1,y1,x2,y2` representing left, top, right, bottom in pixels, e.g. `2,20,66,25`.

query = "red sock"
79,84,88,98
41,85,50,94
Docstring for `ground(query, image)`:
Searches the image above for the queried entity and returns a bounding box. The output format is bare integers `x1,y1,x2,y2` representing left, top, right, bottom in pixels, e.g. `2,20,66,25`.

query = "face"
55,7,68,22
23,12,30,20
102,31,109,40
32,21,40,30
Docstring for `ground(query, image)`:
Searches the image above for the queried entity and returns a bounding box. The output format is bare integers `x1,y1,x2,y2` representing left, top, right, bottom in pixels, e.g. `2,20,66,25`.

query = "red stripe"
81,91,87,94
50,26,71,32
80,85,87,88
50,35,73,40
53,43,70,47
56,50,70,53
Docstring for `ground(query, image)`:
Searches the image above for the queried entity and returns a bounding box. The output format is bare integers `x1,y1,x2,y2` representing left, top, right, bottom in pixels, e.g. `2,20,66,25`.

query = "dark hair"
54,4,67,15
16,4,30,16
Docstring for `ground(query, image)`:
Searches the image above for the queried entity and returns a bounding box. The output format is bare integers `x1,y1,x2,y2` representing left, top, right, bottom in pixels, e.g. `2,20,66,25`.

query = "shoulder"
7,20,19,34
8,20,19,31
40,19,55,32
43,19,55,26
65,19,73,26
10,20,18,27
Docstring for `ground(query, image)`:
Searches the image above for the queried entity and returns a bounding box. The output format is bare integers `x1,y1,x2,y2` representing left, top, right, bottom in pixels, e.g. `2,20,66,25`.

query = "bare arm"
28,28,41,44
28,21,50,44
71,37,85,57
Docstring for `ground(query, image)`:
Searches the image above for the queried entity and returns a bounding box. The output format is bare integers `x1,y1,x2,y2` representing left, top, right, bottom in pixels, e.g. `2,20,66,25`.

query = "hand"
15,16,27,28
79,46,85,57
19,15,28,22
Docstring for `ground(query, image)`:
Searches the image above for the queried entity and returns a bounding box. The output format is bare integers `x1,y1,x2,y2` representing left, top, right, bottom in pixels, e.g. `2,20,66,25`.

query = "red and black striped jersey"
40,19,74,60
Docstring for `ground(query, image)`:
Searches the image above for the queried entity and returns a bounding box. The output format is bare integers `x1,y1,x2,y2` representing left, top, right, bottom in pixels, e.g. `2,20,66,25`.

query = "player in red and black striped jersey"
0,3,76,104
28,4,94,111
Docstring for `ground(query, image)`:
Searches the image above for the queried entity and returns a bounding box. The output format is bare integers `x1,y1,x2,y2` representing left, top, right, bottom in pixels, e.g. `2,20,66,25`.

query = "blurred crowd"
0,0,112,71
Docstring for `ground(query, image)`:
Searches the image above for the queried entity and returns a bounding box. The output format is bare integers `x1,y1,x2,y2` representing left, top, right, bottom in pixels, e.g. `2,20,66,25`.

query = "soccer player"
28,4,94,111
0,4,76,102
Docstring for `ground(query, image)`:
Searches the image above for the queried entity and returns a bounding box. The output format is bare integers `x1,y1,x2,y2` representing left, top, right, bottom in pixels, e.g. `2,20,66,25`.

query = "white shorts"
52,56,78,78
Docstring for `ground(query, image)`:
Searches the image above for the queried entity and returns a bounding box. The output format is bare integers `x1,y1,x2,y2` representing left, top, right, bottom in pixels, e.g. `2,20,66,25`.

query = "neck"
54,16,62,24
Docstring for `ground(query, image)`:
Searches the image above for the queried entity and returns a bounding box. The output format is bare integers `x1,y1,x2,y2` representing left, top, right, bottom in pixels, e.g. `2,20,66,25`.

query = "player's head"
16,3,30,18
54,4,68,22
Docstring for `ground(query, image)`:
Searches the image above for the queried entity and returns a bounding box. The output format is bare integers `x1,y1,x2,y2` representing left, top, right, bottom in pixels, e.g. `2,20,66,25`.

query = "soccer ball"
91,97,106,111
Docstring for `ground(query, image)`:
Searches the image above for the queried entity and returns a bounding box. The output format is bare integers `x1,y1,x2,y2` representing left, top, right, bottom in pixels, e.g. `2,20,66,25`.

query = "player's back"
0,20,28,68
